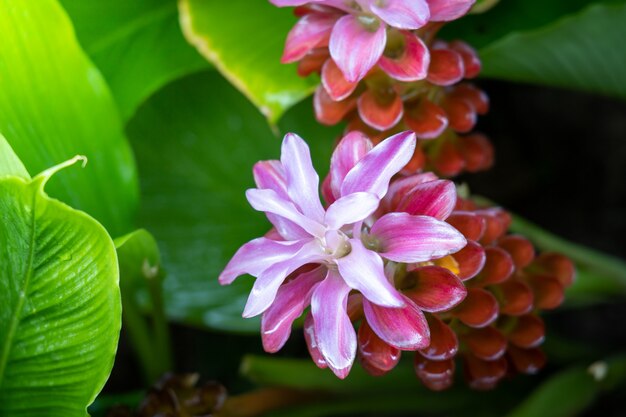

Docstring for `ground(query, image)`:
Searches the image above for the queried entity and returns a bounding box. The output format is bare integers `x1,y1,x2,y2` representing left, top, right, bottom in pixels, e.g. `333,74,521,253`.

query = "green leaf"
0,0,139,236
115,229,171,382
59,0,209,120
0,133,29,180
126,70,340,332
479,3,626,100
0,162,121,417
443,0,623,49
179,0,318,123
506,355,626,417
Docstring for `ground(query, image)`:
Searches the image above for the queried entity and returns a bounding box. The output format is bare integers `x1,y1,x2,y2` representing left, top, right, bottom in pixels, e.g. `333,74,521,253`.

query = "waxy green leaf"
0,133,29,180
479,3,626,101
0,162,121,417
127,71,340,332
179,0,318,123
0,0,139,236
60,0,209,120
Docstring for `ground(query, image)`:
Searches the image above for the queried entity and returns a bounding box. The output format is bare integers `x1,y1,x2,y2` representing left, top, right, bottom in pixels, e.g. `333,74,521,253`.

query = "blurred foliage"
60,0,209,121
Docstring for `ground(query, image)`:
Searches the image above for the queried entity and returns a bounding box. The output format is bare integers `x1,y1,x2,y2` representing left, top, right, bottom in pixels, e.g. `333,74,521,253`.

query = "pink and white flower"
220,131,466,378
271,0,475,84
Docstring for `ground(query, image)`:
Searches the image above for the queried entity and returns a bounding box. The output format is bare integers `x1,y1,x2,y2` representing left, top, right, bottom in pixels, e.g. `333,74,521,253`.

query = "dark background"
104,80,626,416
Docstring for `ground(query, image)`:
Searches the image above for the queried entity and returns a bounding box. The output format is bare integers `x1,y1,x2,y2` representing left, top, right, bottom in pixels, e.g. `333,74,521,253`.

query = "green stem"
119,285,159,383
146,268,172,372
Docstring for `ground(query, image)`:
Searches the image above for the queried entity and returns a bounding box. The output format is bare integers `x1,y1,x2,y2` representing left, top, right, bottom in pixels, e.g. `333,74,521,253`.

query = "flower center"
357,14,381,32
321,229,351,258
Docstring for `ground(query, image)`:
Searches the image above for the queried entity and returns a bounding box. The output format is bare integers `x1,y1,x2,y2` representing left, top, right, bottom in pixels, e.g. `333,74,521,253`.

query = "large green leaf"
443,0,623,49
479,3,626,100
0,0,139,236
0,162,121,416
0,133,29,180
60,0,209,120
127,70,340,332
179,0,318,123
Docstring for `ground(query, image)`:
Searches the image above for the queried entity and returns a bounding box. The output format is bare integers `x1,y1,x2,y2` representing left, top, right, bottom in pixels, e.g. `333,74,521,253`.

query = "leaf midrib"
0,185,37,386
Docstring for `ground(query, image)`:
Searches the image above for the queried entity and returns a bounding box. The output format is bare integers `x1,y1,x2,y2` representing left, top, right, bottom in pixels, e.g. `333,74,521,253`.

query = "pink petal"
314,85,357,125
325,192,379,229
341,131,416,198
281,133,326,222
329,14,386,83
246,188,325,237
336,239,405,307
219,238,307,285
396,179,457,220
368,0,430,29
370,212,467,263
357,88,404,131
449,40,481,78
363,295,430,350
330,131,373,200
311,270,357,378
384,172,439,211
254,161,309,240
261,266,326,352
322,59,358,101
379,31,430,81
426,48,465,86
271,0,323,6
427,0,475,21
404,265,467,312
304,313,327,369
243,241,325,317
282,12,338,63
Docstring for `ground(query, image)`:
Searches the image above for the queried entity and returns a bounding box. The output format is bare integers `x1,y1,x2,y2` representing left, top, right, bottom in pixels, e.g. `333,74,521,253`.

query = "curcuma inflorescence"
220,0,576,391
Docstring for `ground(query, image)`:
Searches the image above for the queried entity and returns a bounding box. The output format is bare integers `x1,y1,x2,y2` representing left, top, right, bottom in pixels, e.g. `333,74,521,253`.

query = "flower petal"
243,241,326,317
246,188,325,237
384,172,438,211
281,133,326,222
311,270,357,378
464,354,507,390
254,161,309,240
219,238,308,285
426,48,465,86
404,265,467,312
427,0,475,21
419,315,458,360
463,327,508,361
367,0,430,29
508,315,545,349
330,131,373,200
357,88,404,131
357,320,401,375
507,345,546,375
379,30,430,81
414,355,455,391
261,266,326,352
370,212,467,263
341,131,416,198
282,12,338,63
446,211,486,241
325,192,380,229
314,85,357,125
404,98,448,140
304,313,327,369
336,239,405,307
452,287,499,328
363,295,430,350
452,240,486,280
322,59,359,101
329,14,386,83
396,179,457,220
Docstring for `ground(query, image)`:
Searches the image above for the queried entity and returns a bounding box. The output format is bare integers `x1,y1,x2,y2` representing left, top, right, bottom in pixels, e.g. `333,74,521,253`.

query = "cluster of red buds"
282,3,493,176
353,195,575,390
253,0,577,392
